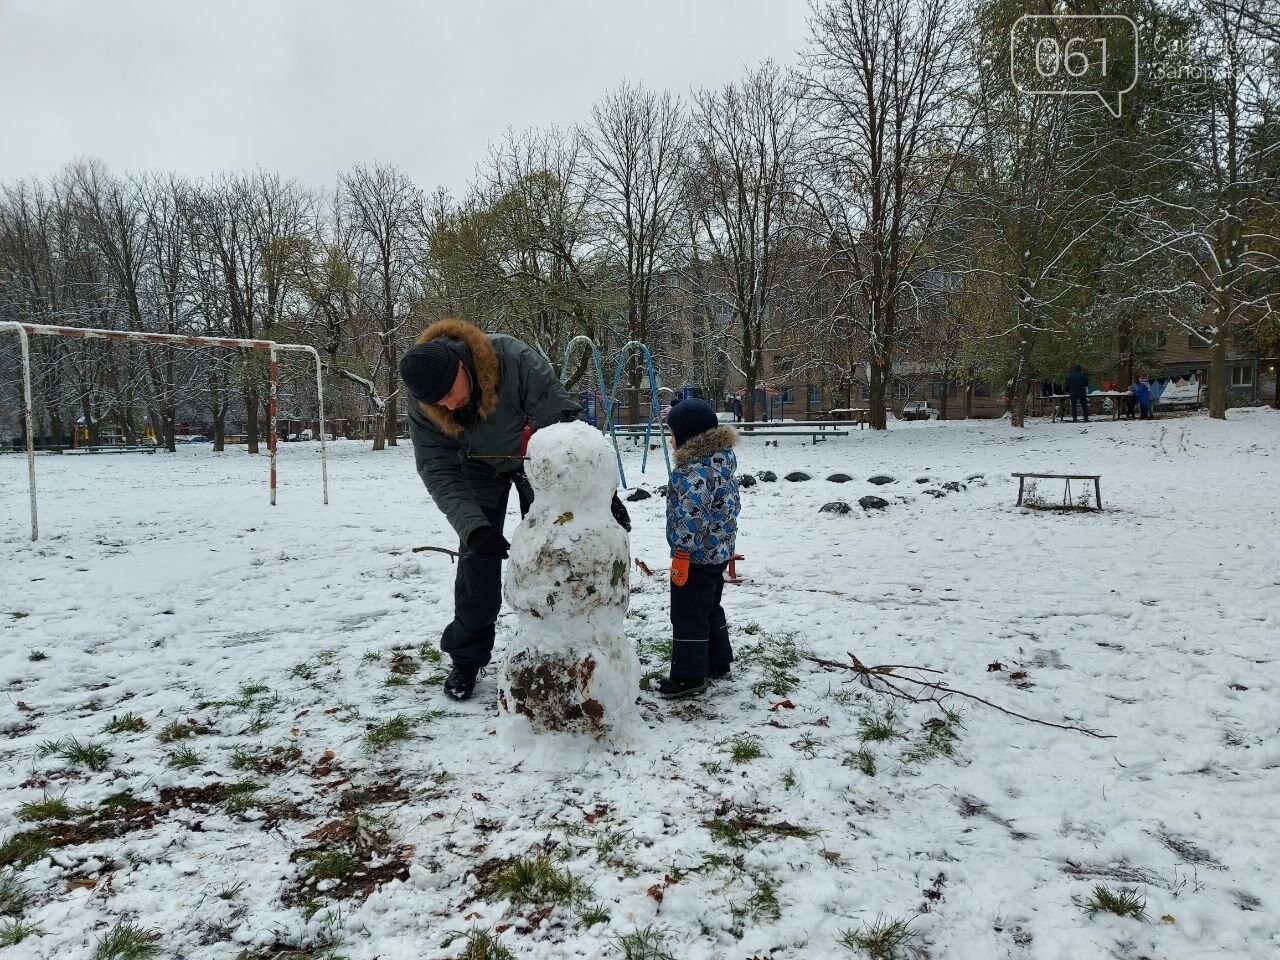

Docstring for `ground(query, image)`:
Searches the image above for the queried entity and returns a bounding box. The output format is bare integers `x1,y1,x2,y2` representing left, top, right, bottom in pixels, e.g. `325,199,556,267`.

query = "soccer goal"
0,321,329,541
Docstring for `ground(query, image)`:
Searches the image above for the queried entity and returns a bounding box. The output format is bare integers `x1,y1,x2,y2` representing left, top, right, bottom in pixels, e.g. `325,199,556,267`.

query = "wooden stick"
412,545,460,562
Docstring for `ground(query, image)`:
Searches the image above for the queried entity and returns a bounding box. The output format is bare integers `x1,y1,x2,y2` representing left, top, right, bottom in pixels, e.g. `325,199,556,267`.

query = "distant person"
731,396,743,422
1130,374,1153,420
1066,364,1090,422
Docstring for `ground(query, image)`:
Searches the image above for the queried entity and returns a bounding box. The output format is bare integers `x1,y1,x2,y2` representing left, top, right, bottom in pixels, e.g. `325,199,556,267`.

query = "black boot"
655,676,707,699
444,665,479,701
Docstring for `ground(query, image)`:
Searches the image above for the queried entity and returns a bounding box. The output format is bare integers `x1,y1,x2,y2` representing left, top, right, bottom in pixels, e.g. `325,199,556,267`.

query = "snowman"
499,420,639,741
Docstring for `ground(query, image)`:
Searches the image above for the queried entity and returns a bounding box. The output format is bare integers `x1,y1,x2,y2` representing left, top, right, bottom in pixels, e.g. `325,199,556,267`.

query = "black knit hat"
666,398,719,448
400,339,464,404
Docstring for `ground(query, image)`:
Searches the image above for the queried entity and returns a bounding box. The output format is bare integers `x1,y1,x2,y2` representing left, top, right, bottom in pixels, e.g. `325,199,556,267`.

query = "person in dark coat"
660,399,740,699
1065,364,1090,422
401,316,630,700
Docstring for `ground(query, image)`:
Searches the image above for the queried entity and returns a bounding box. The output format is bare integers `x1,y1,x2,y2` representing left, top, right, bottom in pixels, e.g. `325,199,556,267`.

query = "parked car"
900,400,940,421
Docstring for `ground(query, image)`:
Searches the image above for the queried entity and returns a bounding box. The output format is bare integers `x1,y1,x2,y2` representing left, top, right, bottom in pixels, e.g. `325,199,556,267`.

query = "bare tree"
586,82,687,421
686,62,804,422
341,163,423,446
798,0,977,429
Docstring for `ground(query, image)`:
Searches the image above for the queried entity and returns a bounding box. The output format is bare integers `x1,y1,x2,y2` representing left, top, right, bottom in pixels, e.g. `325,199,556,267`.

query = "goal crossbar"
0,321,329,541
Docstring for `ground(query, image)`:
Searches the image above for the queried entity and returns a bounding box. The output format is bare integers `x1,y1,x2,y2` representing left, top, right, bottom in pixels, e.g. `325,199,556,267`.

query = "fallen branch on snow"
805,653,1112,739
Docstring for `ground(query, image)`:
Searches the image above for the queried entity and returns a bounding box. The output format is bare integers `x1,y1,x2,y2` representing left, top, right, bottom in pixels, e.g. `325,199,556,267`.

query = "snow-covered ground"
1,409,1277,960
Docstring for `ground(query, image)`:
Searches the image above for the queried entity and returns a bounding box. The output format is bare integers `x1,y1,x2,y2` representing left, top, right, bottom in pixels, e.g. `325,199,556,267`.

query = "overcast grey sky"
0,0,813,193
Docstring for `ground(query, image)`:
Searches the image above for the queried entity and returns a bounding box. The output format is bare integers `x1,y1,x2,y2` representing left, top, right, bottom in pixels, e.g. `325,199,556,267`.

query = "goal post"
0,321,330,541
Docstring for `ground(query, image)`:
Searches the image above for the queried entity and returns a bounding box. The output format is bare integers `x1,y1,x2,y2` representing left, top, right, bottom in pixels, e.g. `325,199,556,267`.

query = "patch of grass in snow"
667,853,733,882
0,919,42,947
35,736,112,772
0,832,50,869
291,659,318,681
99,791,141,813
443,926,514,960
901,709,963,765
723,734,766,763
781,769,797,790
738,632,801,698
418,643,443,664
156,718,213,743
0,870,31,916
92,920,161,960
744,877,782,923
1077,884,1149,922
304,850,357,882
167,746,203,770
215,880,246,900
360,650,383,665
578,904,611,927
791,732,823,758
16,791,89,822
27,650,47,662
102,712,147,735
844,747,877,777
837,914,919,959
705,812,818,849
612,925,677,960
490,854,592,907
638,670,666,692
233,682,272,709
857,708,901,742
826,687,866,708
365,715,413,749
744,622,762,635
221,779,264,814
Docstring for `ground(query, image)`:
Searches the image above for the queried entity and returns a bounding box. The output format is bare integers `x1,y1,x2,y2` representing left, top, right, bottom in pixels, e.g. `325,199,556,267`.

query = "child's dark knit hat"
666,398,719,448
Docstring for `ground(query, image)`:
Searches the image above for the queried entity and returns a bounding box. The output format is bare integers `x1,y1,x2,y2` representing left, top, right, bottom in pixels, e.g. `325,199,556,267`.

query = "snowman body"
499,421,638,739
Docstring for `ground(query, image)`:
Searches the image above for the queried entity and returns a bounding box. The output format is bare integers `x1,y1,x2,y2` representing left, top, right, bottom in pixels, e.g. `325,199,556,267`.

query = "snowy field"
1,409,1278,960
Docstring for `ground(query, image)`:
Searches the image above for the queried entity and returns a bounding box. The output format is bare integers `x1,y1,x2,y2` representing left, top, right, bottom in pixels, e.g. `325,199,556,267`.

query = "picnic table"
1013,472,1102,510
1041,392,1129,422
827,408,869,428
60,444,157,456
734,420,851,444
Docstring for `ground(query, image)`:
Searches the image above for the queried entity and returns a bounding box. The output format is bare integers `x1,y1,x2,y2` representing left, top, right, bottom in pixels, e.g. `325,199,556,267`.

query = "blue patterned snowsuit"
666,426,740,678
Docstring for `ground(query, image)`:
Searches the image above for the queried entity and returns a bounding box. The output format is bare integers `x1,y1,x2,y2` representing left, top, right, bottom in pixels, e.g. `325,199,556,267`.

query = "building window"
808,385,822,405
1230,365,1253,387
929,382,941,398
1188,333,1209,349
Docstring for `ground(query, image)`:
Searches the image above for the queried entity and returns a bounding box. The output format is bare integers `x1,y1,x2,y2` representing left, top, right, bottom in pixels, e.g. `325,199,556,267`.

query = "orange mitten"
670,550,690,587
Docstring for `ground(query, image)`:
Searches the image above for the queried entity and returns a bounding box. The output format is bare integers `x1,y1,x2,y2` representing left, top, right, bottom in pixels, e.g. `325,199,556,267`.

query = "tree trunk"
1011,334,1034,428
1209,337,1227,419
869,360,888,430
211,373,225,452
372,409,386,452
939,365,950,420
246,380,260,454
964,378,974,419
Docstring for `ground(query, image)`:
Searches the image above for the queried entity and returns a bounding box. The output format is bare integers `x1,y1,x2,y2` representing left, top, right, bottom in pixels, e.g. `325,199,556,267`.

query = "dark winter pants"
1070,396,1089,421
440,479,516,671
670,561,732,679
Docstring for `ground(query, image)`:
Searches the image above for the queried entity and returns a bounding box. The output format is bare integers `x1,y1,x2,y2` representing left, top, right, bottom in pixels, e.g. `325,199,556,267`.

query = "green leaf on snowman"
555,512,574,525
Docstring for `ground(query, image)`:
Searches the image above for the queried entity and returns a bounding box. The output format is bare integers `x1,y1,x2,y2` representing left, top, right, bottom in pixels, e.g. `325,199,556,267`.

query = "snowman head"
525,421,618,511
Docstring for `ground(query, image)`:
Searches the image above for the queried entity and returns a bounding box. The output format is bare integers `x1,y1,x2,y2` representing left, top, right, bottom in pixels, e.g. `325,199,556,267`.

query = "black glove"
560,410,584,423
610,492,631,532
467,525,510,560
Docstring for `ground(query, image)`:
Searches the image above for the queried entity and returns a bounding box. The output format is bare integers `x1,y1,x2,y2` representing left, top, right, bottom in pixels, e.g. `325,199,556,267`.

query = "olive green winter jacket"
406,317,581,543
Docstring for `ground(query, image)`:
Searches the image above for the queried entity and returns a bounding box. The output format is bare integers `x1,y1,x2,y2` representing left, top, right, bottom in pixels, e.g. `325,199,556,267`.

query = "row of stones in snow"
625,472,986,509
820,473,988,514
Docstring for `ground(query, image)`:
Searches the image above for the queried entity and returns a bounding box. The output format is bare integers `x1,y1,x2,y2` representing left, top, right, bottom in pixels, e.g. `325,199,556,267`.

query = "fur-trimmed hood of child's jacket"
412,317,501,437
674,424,738,467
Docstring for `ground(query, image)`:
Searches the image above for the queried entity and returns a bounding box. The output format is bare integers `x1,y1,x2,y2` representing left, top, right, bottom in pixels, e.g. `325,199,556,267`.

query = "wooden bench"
1013,472,1102,510
61,445,157,456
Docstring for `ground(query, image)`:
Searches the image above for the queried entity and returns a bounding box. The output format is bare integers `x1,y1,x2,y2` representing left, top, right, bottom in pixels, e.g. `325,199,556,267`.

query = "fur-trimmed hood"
674,424,738,467
413,317,500,437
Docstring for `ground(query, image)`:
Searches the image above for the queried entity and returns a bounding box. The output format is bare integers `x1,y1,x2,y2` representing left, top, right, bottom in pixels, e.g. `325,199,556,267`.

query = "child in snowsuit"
659,399,740,699
1128,375,1153,420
